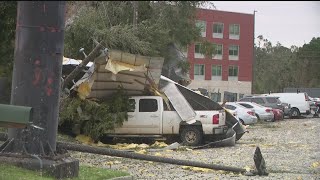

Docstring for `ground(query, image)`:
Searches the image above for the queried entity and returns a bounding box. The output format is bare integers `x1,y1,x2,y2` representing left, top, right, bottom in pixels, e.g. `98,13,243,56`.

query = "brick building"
185,8,255,102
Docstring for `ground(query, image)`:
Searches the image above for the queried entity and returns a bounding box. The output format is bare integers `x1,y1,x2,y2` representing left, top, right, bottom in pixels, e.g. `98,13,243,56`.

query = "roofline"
196,7,254,16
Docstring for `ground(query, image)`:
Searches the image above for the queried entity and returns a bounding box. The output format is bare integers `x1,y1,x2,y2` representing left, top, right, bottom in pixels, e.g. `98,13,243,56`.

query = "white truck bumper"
202,124,228,135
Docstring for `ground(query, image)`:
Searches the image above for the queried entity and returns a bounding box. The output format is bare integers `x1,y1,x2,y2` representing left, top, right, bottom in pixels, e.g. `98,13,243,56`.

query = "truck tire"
180,126,203,146
99,134,114,144
289,108,300,118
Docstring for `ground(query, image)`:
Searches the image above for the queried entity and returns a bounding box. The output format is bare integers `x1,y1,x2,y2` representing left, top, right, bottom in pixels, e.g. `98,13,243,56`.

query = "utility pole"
132,1,138,29
0,1,79,178
252,10,257,94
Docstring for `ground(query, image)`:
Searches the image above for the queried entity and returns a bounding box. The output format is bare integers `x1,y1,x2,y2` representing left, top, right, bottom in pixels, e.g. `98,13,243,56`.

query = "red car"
272,109,284,121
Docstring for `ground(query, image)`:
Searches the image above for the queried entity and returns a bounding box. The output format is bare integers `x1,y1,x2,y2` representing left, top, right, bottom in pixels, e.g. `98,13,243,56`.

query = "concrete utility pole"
252,10,257,94
0,1,79,178
132,1,138,29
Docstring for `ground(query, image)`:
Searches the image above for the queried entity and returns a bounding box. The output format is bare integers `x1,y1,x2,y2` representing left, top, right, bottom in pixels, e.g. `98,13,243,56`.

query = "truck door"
113,98,137,134
114,98,161,134
136,98,161,134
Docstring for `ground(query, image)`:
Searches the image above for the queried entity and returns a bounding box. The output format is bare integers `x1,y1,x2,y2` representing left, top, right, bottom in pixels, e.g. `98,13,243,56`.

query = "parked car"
239,96,290,116
224,102,258,125
281,102,291,117
309,97,320,102
308,96,316,107
262,92,311,118
308,96,320,116
272,108,284,121
236,102,274,121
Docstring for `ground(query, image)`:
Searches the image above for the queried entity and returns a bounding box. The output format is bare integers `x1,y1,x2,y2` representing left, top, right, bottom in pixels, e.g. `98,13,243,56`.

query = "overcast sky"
206,1,320,48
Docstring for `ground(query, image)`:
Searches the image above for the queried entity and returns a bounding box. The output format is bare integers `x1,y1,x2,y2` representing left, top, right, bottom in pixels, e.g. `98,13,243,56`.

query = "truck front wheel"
180,126,203,146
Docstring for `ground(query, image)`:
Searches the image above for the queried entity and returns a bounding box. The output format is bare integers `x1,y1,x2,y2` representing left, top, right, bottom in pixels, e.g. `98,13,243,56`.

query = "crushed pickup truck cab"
106,96,228,146
62,49,246,146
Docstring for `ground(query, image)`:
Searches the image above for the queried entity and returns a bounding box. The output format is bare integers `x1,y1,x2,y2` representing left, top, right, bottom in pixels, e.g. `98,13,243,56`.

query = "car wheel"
289,108,300,118
180,126,203,146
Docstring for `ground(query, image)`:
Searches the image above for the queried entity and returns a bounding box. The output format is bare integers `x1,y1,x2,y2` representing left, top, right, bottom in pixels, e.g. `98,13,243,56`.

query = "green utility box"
0,104,32,128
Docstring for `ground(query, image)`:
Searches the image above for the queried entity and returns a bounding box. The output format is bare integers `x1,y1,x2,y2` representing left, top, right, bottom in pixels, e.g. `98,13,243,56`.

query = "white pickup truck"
105,96,228,146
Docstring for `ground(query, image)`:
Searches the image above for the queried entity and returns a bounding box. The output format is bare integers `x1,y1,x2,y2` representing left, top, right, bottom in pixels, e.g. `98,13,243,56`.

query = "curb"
110,175,134,180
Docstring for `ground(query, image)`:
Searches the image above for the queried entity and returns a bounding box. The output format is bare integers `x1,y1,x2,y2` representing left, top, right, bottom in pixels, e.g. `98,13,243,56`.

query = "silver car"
239,96,290,116
237,102,274,121
224,102,258,125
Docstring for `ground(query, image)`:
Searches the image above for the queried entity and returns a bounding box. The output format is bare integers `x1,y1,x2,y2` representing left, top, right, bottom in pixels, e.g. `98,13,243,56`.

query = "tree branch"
62,42,104,89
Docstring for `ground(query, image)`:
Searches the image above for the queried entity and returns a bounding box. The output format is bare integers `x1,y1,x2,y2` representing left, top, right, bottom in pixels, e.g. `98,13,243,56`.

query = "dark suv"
239,96,291,116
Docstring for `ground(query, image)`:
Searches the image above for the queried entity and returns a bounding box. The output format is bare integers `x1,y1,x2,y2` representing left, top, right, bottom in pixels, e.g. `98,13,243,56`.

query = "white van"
262,92,311,118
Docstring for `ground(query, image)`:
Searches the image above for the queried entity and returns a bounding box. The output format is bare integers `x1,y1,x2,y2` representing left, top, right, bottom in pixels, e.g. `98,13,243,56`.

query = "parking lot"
71,117,320,179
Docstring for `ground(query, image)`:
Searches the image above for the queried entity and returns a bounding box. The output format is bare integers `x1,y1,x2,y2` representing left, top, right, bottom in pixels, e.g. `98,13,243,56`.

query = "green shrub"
59,87,134,141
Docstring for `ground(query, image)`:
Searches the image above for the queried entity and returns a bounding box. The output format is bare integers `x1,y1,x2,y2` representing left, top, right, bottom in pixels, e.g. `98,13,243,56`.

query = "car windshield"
238,103,253,108
225,104,236,110
251,102,266,108
234,103,248,109
266,97,280,103
252,98,265,104
239,98,250,102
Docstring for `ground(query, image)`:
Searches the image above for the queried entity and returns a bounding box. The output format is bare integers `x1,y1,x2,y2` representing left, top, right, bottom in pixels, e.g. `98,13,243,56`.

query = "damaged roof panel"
68,50,164,99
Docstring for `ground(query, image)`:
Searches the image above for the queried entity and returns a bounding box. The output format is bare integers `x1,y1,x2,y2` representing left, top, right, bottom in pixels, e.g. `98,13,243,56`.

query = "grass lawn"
0,163,130,180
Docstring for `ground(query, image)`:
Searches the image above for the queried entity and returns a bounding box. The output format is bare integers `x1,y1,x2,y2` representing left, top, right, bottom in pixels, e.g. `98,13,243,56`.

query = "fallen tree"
59,87,134,141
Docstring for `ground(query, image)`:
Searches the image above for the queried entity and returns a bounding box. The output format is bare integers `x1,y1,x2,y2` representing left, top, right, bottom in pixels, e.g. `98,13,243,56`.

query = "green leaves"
0,1,16,76
253,36,320,93
64,1,202,59
59,87,133,141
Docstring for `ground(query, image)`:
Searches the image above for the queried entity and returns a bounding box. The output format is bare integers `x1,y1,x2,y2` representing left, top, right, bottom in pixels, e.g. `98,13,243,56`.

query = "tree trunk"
62,43,104,89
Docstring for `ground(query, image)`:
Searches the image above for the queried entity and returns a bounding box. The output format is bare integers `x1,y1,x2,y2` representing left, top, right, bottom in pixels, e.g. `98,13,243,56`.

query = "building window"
229,24,240,40
196,20,206,37
194,43,204,59
213,23,224,38
212,65,222,76
211,92,221,102
212,44,223,60
224,91,238,102
229,45,239,60
211,65,222,80
194,64,205,80
228,65,238,81
229,65,238,76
